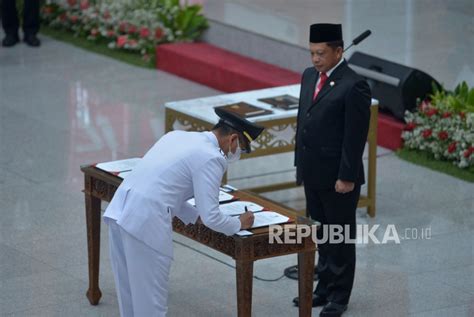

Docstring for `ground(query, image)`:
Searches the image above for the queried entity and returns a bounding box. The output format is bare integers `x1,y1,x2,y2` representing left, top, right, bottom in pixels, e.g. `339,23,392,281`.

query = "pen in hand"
239,206,255,229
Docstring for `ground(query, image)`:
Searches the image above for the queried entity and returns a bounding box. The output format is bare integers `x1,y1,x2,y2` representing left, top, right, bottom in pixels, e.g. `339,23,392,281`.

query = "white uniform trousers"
108,219,172,317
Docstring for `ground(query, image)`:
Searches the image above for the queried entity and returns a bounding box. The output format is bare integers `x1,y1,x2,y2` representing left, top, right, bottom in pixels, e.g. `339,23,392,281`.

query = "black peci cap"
310,23,343,43
214,107,265,153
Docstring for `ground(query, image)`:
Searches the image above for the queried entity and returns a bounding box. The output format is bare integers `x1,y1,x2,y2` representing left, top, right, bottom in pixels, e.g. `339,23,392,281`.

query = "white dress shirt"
104,131,241,258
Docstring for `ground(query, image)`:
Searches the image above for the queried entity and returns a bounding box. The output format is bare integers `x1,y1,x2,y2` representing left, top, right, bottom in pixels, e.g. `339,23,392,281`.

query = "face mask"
226,137,241,163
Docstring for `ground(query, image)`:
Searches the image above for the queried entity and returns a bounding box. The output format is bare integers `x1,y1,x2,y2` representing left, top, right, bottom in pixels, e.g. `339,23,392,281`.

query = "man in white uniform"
104,108,265,317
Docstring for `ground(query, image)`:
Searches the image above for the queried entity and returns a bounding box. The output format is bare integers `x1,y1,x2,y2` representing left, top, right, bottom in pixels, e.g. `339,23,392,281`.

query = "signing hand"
239,211,255,230
335,179,355,194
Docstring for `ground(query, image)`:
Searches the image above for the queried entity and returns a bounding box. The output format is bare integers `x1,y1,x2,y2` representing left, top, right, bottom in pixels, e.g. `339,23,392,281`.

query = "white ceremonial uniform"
104,131,241,317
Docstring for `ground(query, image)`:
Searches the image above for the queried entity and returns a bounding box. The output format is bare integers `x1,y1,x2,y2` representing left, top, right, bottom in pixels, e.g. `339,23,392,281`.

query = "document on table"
235,211,290,235
96,158,141,175
117,170,132,179
236,230,253,236
220,184,238,193
251,211,289,228
219,201,264,216
187,191,235,206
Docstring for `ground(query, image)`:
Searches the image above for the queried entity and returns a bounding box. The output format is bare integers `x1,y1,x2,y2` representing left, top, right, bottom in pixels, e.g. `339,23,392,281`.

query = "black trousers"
304,184,361,305
1,0,40,35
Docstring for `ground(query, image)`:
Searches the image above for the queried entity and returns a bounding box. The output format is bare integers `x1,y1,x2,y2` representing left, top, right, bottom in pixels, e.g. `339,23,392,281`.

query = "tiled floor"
1,2,474,316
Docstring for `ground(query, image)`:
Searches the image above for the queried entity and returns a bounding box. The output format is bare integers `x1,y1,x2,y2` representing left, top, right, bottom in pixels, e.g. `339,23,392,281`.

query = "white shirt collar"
324,58,344,77
205,131,228,160
204,131,219,148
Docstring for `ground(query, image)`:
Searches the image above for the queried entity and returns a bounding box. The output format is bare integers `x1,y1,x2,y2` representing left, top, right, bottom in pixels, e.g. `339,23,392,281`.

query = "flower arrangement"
402,82,474,168
40,0,208,61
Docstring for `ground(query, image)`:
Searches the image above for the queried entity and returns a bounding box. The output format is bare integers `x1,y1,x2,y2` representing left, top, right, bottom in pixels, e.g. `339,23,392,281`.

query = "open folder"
219,201,264,216
186,191,235,206
95,158,141,178
251,211,289,228
236,211,290,235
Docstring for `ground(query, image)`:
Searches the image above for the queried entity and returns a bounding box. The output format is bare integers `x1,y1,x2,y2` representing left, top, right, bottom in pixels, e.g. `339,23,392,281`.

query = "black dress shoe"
293,294,327,307
319,302,347,317
24,34,41,47
2,34,20,47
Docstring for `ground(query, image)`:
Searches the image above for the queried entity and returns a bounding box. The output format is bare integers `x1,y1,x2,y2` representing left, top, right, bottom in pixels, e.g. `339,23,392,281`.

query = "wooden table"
165,84,379,217
81,165,317,317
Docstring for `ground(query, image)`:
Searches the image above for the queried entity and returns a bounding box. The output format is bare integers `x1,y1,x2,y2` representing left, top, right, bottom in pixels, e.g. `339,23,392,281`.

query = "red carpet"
156,42,404,150
156,43,300,92
377,113,404,149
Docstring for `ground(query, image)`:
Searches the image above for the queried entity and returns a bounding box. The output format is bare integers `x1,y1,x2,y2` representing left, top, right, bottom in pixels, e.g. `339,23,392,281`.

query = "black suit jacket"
295,60,371,189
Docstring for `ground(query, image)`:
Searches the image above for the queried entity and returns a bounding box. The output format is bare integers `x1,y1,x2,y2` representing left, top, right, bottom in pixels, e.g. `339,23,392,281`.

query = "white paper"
220,184,238,192
187,190,234,206
251,211,289,228
96,158,141,173
236,230,253,236
219,201,264,216
117,170,132,179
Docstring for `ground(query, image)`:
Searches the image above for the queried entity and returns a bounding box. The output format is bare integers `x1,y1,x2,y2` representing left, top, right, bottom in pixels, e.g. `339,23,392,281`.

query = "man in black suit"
1,0,41,47
293,24,371,317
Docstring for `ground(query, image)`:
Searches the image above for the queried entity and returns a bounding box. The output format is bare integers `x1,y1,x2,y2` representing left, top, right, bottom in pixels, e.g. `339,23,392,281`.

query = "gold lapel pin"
330,81,335,87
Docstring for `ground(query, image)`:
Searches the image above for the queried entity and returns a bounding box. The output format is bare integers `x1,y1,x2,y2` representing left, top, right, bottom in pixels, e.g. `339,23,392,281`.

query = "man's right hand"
239,211,255,229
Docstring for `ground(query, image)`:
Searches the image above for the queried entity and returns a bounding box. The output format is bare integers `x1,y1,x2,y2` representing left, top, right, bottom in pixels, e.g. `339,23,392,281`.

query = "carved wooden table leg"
85,192,102,305
236,259,254,317
298,250,315,317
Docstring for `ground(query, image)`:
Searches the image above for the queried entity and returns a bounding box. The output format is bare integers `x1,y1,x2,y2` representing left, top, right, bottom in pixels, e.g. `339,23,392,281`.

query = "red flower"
463,146,474,158
70,15,79,24
419,99,431,112
128,25,138,34
119,22,128,33
142,54,151,62
437,131,448,141
67,0,77,6
422,129,432,139
448,142,457,154
103,11,111,20
425,108,438,117
155,28,164,40
80,0,89,10
404,122,417,131
117,35,128,48
42,6,53,14
128,39,138,47
140,27,150,39
90,28,98,37
59,13,67,22
442,112,451,119
459,111,466,119
106,30,115,38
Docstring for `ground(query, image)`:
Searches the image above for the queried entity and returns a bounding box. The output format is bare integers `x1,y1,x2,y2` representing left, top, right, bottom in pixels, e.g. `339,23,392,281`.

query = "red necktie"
313,72,328,100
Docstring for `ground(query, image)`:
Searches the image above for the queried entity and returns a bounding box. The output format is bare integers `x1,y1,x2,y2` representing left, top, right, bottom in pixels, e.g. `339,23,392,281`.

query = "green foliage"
16,0,24,24
40,0,208,59
403,81,474,169
429,81,474,113
40,3,64,24
40,25,155,69
396,148,474,182
125,0,164,10
158,0,209,41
